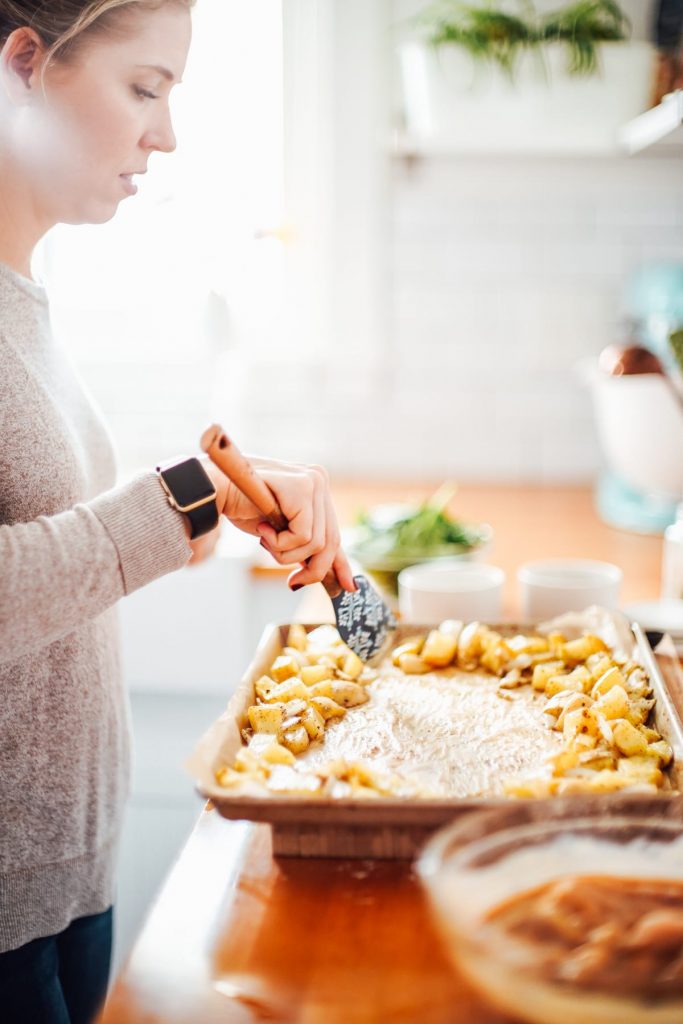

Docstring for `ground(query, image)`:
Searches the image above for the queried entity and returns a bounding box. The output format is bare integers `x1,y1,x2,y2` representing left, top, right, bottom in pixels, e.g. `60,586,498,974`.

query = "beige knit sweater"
0,261,192,952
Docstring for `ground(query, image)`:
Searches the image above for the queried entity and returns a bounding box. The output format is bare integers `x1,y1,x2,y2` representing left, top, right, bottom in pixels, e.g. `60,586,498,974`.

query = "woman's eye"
133,86,159,100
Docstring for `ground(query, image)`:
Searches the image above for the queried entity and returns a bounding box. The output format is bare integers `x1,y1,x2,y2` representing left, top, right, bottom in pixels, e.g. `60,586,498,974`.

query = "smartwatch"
156,457,219,539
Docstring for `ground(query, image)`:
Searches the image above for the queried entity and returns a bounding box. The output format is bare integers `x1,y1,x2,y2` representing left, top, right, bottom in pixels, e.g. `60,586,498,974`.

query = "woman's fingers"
222,459,355,590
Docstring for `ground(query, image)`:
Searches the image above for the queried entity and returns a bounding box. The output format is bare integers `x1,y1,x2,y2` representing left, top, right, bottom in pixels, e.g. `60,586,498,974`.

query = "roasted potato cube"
216,766,249,788
306,624,343,648
595,684,630,721
545,669,589,698
612,719,649,757
584,769,635,793
397,653,431,675
234,747,268,774
563,706,599,743
248,734,296,765
340,651,363,679
270,655,300,683
550,748,582,776
591,665,627,699
638,725,662,743
282,646,310,670
457,622,486,668
310,696,346,720
254,675,278,701
247,704,284,735
646,739,673,767
617,756,663,786
503,776,555,798
267,679,309,704
391,637,425,665
479,639,511,677
307,679,335,699
330,681,369,708
532,660,565,692
301,705,325,741
625,697,656,727
555,693,594,731
421,629,458,668
281,723,310,755
286,623,308,651
283,698,308,718
507,635,549,655
561,634,608,665
300,663,333,686
546,631,566,654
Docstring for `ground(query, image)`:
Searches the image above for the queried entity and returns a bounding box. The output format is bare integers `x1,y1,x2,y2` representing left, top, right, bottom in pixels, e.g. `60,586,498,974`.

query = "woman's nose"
142,109,177,154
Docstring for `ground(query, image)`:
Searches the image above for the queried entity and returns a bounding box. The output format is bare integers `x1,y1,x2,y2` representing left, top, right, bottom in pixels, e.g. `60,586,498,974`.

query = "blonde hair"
0,1,193,65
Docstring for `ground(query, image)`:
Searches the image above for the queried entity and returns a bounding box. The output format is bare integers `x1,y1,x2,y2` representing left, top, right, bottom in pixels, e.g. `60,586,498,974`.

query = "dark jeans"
0,907,113,1024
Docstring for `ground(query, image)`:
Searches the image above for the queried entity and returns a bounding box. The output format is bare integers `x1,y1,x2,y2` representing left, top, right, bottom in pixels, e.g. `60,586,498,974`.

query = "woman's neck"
0,157,53,279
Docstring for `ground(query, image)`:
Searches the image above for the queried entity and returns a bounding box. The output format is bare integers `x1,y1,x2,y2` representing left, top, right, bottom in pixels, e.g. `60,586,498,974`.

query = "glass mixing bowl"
418,797,683,1024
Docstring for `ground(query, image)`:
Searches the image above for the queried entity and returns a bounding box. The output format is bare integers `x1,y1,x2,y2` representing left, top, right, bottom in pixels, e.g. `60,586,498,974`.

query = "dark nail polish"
291,584,303,592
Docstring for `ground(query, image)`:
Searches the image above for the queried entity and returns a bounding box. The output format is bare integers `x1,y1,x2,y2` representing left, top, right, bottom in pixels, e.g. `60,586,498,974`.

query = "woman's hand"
203,457,355,591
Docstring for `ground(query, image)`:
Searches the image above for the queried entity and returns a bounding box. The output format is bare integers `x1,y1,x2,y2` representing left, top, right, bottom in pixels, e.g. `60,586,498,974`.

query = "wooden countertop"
100,483,664,1024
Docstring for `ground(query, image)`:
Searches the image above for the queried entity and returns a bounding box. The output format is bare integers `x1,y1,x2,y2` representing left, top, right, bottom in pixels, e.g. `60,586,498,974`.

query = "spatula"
200,424,397,662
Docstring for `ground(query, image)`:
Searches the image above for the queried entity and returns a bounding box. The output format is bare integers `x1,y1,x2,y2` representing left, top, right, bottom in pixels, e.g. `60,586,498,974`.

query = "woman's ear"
0,27,48,103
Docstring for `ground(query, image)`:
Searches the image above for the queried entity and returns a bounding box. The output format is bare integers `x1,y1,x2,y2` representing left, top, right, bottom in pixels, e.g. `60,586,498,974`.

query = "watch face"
160,458,215,509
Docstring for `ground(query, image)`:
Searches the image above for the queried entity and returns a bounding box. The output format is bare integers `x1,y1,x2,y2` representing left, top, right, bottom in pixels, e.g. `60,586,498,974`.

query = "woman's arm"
0,472,190,667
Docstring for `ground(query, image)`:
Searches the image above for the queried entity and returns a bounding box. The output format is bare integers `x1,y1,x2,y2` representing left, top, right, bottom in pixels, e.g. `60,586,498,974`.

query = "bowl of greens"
346,486,492,600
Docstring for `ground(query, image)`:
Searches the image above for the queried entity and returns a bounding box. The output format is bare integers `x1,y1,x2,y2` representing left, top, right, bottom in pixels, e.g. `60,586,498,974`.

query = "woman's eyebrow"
134,64,180,83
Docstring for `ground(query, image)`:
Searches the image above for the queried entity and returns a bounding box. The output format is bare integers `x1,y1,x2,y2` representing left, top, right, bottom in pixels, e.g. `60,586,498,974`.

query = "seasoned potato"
531,661,565,692
563,706,599,744
612,719,649,757
340,651,364,679
281,723,310,755
249,735,296,765
595,684,630,721
270,655,300,683
286,623,308,651
561,634,608,665
591,665,627,699
646,739,673,767
310,696,346,720
306,679,334,701
329,681,369,708
301,663,333,686
266,679,309,704
391,637,424,666
254,675,278,701
421,629,458,668
247,704,284,735
301,705,325,741
397,653,431,675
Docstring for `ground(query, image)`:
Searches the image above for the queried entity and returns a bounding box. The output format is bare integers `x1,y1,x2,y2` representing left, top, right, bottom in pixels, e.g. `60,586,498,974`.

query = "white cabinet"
119,548,301,696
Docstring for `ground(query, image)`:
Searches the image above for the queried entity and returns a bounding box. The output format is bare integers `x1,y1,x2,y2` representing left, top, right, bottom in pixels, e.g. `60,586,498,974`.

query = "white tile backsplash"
244,152,680,483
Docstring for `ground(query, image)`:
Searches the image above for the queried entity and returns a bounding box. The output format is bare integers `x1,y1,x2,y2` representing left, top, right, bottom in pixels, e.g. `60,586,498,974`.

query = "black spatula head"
330,575,397,663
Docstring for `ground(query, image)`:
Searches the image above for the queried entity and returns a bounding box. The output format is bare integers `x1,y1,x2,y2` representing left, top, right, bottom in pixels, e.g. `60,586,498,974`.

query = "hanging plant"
416,0,631,78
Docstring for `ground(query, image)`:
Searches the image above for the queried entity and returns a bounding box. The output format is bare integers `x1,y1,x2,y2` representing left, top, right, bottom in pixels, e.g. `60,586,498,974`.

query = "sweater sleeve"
0,472,191,667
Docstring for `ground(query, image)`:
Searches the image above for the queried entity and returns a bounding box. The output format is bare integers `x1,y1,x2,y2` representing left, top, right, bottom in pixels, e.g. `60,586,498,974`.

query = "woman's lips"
120,173,138,196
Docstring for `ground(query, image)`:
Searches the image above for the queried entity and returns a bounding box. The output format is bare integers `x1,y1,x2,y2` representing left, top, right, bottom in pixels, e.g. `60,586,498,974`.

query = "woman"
0,2,355,1021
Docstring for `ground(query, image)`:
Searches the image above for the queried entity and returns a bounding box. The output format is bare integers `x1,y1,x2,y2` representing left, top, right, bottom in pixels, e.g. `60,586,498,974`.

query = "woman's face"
25,3,192,225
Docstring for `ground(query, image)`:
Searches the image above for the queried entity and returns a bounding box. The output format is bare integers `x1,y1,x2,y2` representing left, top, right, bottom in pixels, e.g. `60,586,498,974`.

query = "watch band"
184,495,219,539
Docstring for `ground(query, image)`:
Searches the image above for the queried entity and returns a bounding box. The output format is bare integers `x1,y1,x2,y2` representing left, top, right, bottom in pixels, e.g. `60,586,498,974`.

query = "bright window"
40,0,284,478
